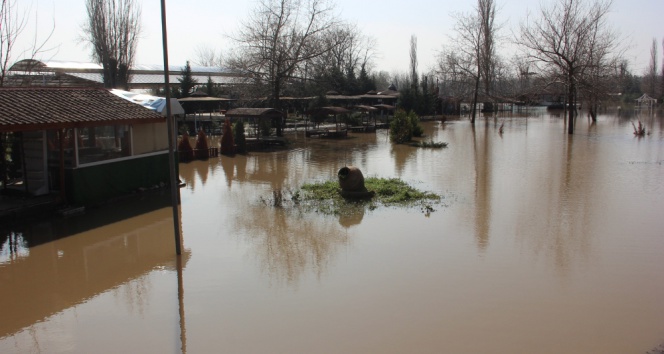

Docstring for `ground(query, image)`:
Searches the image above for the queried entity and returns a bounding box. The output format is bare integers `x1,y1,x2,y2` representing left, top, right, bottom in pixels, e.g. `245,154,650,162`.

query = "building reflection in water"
0,193,190,352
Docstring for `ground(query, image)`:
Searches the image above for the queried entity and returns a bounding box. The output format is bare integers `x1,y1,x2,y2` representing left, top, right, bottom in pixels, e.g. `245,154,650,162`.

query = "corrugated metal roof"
9,59,237,75
0,87,164,132
66,72,237,86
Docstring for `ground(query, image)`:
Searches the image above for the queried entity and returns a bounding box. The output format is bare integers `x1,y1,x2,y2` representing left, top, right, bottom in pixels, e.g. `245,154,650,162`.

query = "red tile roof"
0,87,164,132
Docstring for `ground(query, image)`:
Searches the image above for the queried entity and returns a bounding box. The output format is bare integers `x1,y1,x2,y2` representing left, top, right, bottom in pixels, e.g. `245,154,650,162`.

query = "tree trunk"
589,98,598,122
567,71,575,134
471,72,480,125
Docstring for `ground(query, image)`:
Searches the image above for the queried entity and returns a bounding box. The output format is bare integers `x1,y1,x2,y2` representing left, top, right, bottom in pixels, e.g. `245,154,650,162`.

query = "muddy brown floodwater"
2,111,664,353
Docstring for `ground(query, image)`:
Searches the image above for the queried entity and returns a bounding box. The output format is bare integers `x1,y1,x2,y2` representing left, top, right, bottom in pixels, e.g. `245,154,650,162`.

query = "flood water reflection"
2,112,664,353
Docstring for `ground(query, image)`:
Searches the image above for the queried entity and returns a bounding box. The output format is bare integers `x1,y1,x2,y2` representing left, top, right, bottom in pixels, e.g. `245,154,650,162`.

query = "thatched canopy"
304,106,351,115
225,108,284,119
225,108,286,138
372,104,396,111
352,105,378,112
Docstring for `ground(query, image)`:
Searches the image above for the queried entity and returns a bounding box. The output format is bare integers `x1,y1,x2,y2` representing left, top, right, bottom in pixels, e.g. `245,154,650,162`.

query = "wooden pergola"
224,108,285,138
350,105,379,131
303,106,351,137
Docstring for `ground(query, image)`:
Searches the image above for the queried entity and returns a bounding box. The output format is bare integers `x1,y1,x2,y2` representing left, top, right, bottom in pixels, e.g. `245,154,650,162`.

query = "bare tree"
509,54,537,102
82,0,141,90
661,38,664,100
308,22,377,95
518,0,619,133
194,45,223,68
448,11,480,123
643,38,658,98
442,0,498,124
0,0,54,86
226,0,340,110
479,0,498,103
578,15,621,121
0,0,26,86
318,23,375,77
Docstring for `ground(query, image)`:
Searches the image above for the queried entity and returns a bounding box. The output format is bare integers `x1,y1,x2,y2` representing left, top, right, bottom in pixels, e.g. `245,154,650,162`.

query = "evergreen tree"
178,61,198,98
206,76,215,96
233,121,247,153
358,64,376,93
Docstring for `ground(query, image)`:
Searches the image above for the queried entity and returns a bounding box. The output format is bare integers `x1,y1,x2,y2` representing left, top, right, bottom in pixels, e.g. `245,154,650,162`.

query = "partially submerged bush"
233,120,247,153
269,177,442,217
178,132,194,161
195,129,209,159
409,140,448,148
390,109,424,143
220,118,235,155
632,120,646,136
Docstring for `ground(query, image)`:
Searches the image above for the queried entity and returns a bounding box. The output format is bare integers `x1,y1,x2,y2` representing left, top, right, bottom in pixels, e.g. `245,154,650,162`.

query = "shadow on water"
1,191,173,248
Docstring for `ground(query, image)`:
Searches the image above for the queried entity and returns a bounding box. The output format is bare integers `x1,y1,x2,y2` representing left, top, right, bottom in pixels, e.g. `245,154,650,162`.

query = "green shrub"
409,113,423,137
390,110,410,143
390,110,423,143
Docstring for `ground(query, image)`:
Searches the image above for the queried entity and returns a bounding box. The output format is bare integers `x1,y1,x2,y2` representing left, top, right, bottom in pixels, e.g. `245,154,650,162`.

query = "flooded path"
2,112,664,353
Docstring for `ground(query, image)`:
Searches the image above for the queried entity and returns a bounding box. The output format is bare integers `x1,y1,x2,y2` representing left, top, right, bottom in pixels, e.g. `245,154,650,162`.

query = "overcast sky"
16,0,664,76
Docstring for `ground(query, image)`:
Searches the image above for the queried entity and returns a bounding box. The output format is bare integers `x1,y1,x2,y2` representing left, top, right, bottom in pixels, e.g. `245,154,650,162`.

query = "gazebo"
304,106,351,138
350,105,379,132
635,94,657,110
224,108,286,147
178,96,236,134
372,104,396,125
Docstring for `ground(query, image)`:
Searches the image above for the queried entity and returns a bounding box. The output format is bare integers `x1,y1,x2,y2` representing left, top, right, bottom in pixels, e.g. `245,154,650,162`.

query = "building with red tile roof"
0,87,171,207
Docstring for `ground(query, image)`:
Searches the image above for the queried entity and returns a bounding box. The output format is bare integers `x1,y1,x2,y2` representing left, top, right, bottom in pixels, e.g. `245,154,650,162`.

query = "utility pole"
160,0,182,255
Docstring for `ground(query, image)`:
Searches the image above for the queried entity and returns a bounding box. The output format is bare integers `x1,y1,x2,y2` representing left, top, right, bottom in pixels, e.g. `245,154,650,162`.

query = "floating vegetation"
268,177,442,217
409,140,449,148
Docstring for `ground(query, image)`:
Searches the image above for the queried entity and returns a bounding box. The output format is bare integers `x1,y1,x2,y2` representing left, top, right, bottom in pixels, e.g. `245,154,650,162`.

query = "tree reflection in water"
233,198,350,287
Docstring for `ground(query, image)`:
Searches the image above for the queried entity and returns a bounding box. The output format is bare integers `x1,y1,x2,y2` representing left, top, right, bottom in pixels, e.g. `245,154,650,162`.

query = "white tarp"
144,97,185,116
110,89,185,116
